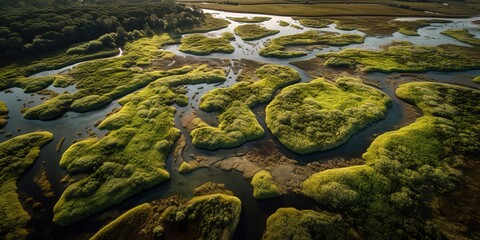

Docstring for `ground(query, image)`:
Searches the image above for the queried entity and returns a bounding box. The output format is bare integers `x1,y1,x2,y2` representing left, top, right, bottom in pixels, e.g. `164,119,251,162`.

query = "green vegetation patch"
263,208,359,240
53,65,226,226
227,16,271,23
260,30,364,58
191,64,301,150
234,24,279,41
179,32,235,55
23,34,180,120
474,76,480,83
390,19,451,36
320,41,480,72
91,194,241,240
297,18,333,28
441,29,480,46
178,162,193,174
251,170,281,199
0,132,53,240
278,20,290,27
266,77,391,154
0,101,8,128
301,82,480,239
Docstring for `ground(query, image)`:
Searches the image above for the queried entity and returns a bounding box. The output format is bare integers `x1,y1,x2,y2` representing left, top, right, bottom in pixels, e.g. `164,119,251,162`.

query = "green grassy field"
266,77,391,154
179,32,235,55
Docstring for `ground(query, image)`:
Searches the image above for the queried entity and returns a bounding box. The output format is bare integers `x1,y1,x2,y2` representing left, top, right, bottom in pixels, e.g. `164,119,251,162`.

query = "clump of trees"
0,3,205,59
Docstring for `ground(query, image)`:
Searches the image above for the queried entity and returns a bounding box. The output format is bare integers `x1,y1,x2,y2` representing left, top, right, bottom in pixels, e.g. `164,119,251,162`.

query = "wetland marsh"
1,4,479,240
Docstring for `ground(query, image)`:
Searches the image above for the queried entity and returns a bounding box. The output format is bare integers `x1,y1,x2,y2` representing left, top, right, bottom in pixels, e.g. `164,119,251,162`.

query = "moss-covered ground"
227,16,271,23
320,41,480,72
191,64,301,150
302,82,480,239
474,76,480,83
91,193,241,240
180,13,230,34
0,49,119,92
0,132,53,240
179,32,235,55
234,24,279,41
259,30,364,58
278,20,290,27
441,29,480,46
251,170,281,199
296,18,333,28
53,65,226,226
262,208,359,240
0,101,8,128
266,77,391,154
23,34,179,120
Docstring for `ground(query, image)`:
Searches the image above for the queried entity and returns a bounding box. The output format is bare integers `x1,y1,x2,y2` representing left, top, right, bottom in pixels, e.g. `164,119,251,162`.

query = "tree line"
0,2,205,59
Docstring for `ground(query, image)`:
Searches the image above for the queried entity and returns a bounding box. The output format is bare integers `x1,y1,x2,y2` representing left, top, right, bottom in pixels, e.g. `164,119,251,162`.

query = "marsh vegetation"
1,3,480,240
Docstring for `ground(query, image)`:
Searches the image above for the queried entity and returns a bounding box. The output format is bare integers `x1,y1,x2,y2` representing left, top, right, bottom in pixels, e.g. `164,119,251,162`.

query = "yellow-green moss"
263,208,359,240
441,29,480,46
234,24,279,41
474,76,480,83
0,101,8,128
178,162,193,174
23,34,179,120
278,20,290,27
92,193,241,240
0,132,53,240
179,33,235,55
251,170,281,200
227,16,271,23
297,18,333,28
260,30,364,58
53,65,226,226
301,82,480,239
321,42,480,72
191,64,301,150
180,14,230,34
266,77,391,154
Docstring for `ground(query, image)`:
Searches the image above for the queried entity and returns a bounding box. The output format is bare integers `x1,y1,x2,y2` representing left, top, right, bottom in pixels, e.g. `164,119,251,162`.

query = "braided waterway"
1,9,479,240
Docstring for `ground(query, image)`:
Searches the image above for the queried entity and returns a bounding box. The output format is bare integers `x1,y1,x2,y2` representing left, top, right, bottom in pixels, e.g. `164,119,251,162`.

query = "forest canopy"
0,2,204,59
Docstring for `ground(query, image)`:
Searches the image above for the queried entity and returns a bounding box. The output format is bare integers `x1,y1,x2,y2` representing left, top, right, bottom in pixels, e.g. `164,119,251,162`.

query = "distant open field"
179,0,480,17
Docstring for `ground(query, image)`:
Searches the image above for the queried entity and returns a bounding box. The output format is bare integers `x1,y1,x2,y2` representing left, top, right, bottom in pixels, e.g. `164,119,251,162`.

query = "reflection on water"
1,9,479,240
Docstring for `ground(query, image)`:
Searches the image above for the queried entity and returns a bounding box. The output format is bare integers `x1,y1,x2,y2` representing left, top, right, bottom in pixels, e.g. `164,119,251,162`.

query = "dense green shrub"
251,170,281,200
179,32,235,55
266,77,391,154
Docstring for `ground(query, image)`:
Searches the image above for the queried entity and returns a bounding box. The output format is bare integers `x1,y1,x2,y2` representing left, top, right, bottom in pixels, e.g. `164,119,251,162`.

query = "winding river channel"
1,9,479,240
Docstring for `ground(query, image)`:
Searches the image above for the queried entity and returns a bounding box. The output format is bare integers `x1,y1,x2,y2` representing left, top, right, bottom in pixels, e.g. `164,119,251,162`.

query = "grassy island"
251,170,281,200
191,64,301,150
0,101,8,128
227,16,271,23
53,65,226,226
234,24,279,41
23,34,180,120
302,82,480,239
0,132,53,240
320,41,480,72
91,193,241,240
266,77,391,154
263,208,359,240
441,29,480,46
179,32,235,55
259,30,364,58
